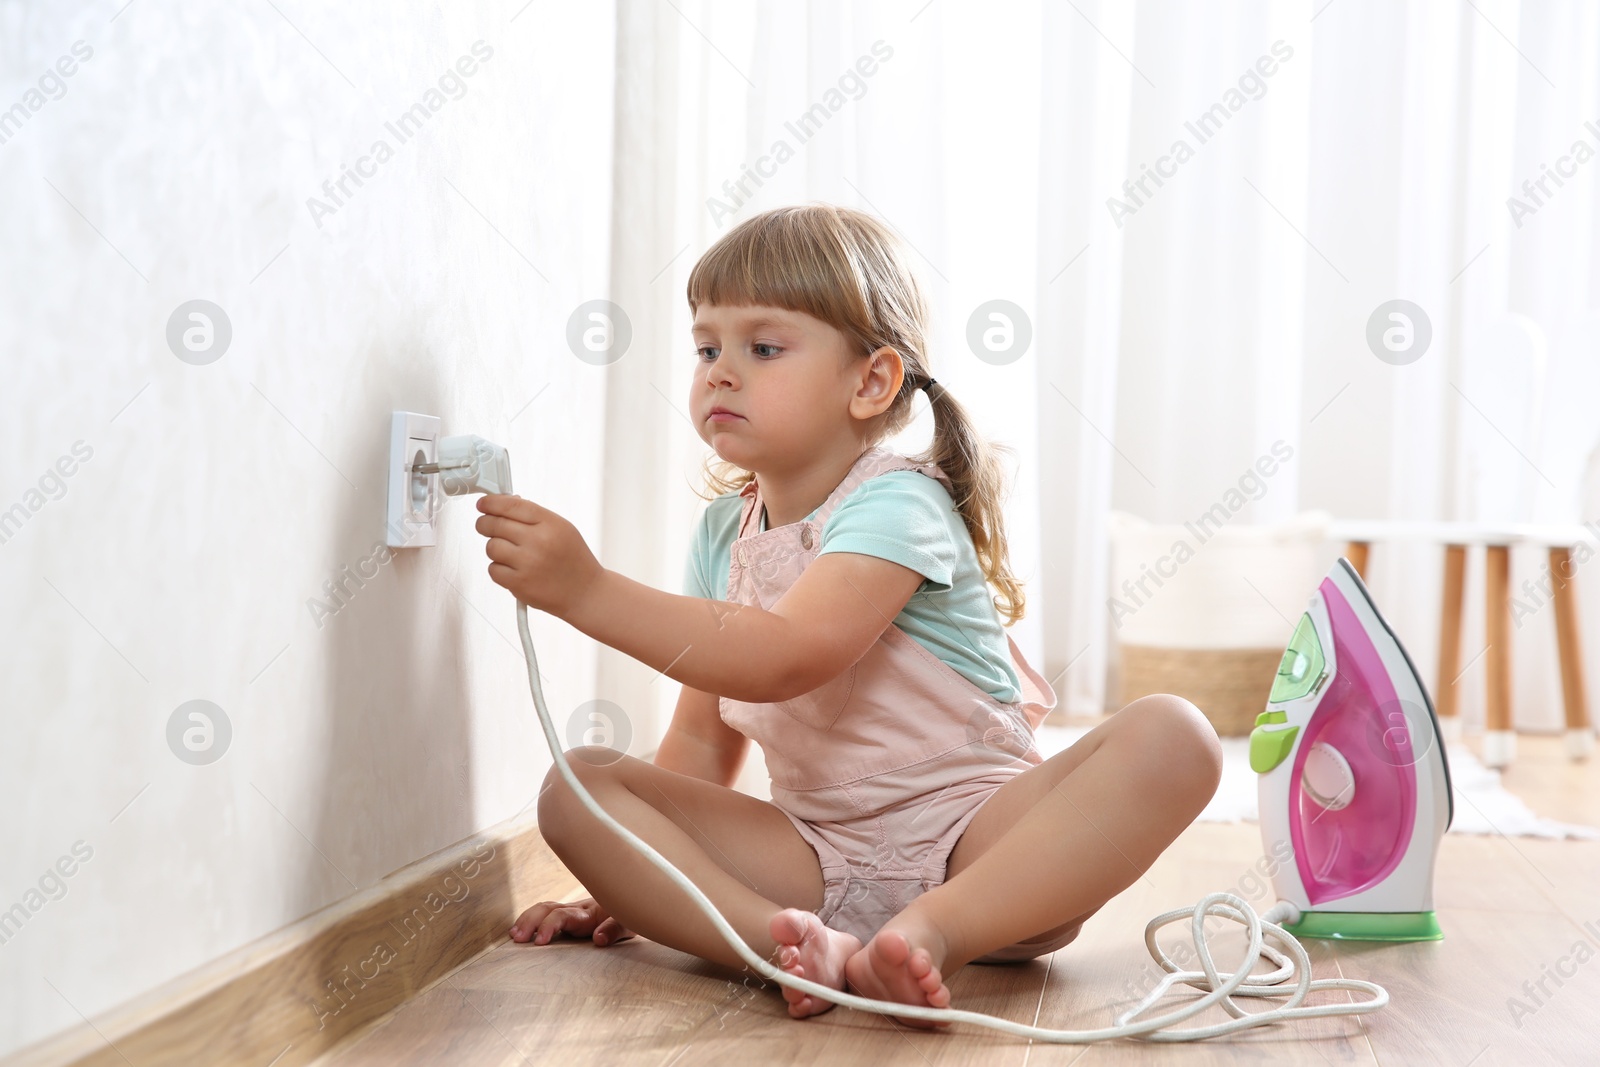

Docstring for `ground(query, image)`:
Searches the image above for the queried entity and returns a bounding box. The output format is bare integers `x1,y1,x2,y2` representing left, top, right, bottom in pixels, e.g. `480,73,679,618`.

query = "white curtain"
602,0,1600,742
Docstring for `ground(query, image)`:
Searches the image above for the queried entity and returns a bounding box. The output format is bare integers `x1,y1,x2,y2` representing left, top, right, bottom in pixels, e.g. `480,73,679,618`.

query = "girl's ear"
857,347,908,399
851,345,904,418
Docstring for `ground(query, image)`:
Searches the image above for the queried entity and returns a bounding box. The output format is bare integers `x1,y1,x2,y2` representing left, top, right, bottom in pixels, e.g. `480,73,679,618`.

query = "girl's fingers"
477,494,540,522
513,899,616,945
475,512,534,542
535,910,577,944
512,901,560,938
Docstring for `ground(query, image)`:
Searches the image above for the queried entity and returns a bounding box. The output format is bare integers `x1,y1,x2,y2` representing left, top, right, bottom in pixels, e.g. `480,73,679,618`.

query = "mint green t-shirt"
682,469,1022,703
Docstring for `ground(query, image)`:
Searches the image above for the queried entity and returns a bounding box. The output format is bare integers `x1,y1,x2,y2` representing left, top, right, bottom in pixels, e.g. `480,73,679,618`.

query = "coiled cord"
516,600,1388,1041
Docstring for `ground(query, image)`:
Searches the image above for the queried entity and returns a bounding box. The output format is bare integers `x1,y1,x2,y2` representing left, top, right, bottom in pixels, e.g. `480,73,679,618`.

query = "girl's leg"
535,746,826,972
849,694,1222,1012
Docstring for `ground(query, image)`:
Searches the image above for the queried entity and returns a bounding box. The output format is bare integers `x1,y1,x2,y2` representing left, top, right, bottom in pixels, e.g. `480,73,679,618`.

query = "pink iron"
1252,558,1453,940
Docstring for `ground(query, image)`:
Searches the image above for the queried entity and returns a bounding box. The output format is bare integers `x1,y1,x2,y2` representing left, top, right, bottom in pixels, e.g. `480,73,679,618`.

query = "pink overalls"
720,445,1071,962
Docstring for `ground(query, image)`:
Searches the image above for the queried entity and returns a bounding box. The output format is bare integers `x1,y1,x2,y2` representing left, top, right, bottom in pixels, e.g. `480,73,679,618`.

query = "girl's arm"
564,555,923,703
653,684,747,787
475,494,924,704
565,568,796,702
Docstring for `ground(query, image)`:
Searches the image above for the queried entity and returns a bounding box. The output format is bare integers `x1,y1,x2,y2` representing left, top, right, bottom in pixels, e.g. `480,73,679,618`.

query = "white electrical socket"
387,411,440,547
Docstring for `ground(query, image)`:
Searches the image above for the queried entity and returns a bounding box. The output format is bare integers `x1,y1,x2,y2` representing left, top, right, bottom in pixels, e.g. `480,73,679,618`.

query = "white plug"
416,435,513,496
387,413,514,548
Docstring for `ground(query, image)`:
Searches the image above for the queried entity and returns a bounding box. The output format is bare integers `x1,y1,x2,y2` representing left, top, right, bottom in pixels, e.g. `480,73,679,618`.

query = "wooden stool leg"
1345,541,1370,579
1483,544,1515,767
1548,545,1594,760
1436,544,1466,742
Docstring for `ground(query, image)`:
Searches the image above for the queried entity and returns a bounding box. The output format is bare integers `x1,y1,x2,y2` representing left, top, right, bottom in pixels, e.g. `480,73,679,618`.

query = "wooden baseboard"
5,808,578,1067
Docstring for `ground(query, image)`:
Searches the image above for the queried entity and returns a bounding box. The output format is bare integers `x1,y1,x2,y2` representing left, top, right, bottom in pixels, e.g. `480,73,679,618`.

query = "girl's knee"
537,747,628,841
1118,694,1223,794
545,746,629,787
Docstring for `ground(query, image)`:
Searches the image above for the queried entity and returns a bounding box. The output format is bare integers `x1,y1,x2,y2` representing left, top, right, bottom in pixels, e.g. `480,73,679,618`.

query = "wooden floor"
311,732,1600,1066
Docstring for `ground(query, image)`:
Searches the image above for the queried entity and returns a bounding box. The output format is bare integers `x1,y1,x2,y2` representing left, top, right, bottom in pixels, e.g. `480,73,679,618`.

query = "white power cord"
514,599,1389,1042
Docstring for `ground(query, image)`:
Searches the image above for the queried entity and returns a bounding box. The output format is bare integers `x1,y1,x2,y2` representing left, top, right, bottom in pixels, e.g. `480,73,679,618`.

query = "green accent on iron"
1269,612,1324,704
1282,910,1443,942
1249,724,1299,773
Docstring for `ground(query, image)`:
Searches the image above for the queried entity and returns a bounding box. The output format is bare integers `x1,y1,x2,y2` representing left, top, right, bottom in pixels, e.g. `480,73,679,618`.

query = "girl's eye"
696,343,782,361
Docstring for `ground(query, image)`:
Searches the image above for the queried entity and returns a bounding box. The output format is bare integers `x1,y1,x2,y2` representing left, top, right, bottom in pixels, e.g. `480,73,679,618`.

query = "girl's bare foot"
769,908,862,1018
843,914,953,1029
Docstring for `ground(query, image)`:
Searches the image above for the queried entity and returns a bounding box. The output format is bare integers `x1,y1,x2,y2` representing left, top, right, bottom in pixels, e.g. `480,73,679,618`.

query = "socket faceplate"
387,411,440,547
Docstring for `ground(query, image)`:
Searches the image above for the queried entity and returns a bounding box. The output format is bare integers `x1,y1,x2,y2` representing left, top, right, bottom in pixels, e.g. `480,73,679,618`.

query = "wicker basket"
1118,644,1285,737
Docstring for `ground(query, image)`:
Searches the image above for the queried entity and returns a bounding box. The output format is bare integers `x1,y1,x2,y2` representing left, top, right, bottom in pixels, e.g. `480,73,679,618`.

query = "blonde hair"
686,203,1025,626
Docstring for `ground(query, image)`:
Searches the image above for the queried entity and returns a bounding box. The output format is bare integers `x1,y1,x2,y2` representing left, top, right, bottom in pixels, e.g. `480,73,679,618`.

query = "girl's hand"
476,494,604,618
509,895,635,946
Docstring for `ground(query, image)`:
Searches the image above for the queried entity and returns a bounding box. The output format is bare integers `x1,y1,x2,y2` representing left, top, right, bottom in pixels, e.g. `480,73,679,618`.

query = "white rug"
1034,724,1600,841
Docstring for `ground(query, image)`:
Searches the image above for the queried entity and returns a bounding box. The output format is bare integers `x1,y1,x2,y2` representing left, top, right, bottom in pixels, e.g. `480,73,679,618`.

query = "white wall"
0,2,617,1053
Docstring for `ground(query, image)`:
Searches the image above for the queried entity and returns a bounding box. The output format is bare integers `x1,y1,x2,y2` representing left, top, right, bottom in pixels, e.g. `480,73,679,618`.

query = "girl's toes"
770,908,813,947
782,987,816,1017
873,929,910,968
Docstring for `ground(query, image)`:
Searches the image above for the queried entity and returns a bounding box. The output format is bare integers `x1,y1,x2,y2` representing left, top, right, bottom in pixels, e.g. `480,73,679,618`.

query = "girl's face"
691,303,881,473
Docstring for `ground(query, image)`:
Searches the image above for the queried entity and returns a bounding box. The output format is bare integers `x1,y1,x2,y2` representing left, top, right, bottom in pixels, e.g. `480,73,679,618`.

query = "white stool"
1332,520,1595,768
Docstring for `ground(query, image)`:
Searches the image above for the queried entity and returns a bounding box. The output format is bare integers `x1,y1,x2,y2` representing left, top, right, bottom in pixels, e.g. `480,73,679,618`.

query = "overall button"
800,526,814,550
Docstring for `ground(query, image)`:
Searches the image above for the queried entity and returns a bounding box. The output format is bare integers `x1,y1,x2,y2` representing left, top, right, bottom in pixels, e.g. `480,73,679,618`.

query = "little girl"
478,203,1223,1026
